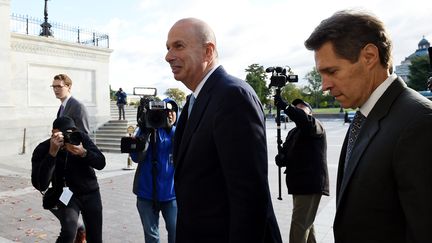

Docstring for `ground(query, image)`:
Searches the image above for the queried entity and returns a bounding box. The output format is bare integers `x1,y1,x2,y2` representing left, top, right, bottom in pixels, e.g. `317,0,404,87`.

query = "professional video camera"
135,87,173,129
120,87,173,154
266,66,298,88
266,65,298,201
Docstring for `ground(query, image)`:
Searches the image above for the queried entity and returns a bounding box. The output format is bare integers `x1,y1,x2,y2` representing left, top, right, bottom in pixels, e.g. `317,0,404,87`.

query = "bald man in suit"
166,18,282,243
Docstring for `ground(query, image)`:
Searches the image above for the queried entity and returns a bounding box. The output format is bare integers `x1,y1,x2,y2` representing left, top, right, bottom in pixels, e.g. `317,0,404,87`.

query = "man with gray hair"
166,18,282,242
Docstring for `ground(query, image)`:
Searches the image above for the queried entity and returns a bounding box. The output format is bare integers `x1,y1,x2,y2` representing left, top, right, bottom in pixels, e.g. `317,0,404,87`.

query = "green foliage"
408,56,432,91
304,67,323,108
245,64,270,105
109,85,116,101
164,88,186,105
280,83,305,102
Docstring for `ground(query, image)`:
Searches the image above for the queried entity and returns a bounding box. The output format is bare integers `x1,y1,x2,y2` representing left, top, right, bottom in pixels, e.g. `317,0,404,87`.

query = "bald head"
172,18,218,57
165,18,219,91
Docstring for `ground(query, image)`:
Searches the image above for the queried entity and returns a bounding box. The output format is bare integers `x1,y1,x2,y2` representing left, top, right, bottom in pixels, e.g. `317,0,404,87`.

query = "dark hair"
304,10,392,69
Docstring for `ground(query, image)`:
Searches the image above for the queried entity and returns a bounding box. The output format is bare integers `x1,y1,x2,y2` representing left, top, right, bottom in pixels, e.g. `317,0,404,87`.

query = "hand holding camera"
49,131,64,157
64,142,87,157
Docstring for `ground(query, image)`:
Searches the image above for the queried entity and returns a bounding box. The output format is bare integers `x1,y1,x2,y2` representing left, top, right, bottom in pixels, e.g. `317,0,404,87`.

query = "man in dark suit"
165,18,282,243
305,10,432,242
275,98,329,243
52,74,90,134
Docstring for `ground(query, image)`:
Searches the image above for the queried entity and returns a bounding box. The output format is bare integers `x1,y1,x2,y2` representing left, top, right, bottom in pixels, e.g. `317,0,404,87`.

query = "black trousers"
50,190,103,243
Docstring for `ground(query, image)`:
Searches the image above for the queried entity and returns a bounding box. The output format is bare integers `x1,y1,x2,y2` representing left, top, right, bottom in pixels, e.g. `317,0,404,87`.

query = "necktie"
187,95,195,118
344,111,366,172
57,105,64,118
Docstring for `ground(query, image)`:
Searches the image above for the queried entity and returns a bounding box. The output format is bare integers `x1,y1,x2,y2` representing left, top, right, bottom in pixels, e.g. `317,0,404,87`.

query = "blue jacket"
130,98,177,202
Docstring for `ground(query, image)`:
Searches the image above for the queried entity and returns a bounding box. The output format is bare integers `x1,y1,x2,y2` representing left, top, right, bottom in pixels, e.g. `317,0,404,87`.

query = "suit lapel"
336,77,406,208
173,98,189,167
173,66,225,172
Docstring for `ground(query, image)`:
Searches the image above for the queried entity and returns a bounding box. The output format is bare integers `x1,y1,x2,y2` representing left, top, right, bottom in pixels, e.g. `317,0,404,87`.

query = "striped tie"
344,111,366,172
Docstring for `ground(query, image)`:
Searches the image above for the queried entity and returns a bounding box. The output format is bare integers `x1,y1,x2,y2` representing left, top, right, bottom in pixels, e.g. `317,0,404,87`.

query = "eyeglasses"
50,85,66,89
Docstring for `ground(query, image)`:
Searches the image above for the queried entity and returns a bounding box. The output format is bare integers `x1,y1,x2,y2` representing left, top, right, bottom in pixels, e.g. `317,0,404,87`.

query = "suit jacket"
279,105,329,196
173,66,282,243
58,96,90,134
334,77,432,243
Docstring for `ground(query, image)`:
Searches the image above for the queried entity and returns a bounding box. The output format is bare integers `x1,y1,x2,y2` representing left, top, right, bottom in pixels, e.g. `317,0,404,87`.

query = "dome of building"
418,37,430,48
407,36,430,59
395,36,430,83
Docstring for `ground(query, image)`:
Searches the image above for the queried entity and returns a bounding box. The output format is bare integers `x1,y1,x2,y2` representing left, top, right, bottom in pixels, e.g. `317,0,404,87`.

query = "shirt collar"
61,95,72,107
192,64,220,99
360,73,397,117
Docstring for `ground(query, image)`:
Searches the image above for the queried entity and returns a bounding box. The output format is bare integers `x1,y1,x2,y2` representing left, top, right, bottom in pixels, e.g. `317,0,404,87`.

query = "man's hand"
274,95,288,111
275,153,286,167
64,143,87,158
49,131,64,157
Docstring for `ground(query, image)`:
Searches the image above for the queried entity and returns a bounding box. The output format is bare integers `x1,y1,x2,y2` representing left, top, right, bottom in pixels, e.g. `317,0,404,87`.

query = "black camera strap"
150,129,159,211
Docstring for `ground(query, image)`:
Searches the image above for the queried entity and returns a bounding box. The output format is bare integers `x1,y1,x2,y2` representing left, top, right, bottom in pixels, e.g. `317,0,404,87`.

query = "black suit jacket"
334,77,432,243
279,105,329,196
58,96,90,134
173,66,282,243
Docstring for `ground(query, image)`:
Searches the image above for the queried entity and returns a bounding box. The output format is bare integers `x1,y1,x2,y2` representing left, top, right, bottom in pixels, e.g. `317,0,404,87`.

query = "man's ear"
361,43,380,68
204,42,216,61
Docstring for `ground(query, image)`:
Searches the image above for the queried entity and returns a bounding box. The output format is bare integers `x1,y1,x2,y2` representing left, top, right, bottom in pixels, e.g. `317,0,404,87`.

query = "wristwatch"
81,148,88,158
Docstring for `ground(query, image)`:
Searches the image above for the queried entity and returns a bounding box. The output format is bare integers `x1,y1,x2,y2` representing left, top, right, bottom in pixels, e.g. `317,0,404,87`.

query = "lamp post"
40,0,53,37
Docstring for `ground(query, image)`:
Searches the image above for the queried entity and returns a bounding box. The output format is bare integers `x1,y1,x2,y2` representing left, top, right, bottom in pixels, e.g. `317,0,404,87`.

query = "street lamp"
40,0,53,37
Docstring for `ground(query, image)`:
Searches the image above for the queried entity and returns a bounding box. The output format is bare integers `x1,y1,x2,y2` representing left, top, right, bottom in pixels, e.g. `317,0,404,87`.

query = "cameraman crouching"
274,97,329,243
31,116,106,243
130,98,178,243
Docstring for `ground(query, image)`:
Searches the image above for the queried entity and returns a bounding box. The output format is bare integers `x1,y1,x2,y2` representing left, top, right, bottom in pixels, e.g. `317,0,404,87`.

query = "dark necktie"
187,95,195,119
57,105,64,118
344,111,366,172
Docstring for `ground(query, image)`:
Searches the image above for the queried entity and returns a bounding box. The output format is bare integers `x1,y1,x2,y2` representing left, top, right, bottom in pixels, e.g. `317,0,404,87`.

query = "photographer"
274,97,329,243
31,116,106,243
129,98,178,243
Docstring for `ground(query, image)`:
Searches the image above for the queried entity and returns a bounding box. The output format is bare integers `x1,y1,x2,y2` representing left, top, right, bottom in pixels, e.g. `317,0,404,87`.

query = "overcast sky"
10,0,432,97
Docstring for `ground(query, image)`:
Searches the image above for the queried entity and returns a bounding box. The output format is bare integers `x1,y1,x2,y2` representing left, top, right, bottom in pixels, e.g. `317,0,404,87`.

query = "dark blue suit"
173,66,282,242
334,77,432,243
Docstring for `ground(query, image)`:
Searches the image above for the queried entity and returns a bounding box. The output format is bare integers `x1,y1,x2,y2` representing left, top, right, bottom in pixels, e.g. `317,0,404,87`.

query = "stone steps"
93,102,138,153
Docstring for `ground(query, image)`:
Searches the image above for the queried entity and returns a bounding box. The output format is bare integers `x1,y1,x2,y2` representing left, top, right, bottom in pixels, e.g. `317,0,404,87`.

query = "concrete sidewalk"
0,120,342,242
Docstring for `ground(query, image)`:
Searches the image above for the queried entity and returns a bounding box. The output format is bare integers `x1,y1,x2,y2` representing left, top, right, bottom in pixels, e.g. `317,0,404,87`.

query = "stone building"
395,36,430,82
0,0,112,156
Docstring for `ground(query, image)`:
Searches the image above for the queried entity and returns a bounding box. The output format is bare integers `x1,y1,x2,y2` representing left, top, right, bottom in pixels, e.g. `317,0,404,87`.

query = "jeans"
50,190,103,243
136,198,177,243
290,193,322,243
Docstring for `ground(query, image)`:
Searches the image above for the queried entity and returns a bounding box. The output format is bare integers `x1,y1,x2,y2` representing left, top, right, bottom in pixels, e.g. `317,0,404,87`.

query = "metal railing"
10,13,110,48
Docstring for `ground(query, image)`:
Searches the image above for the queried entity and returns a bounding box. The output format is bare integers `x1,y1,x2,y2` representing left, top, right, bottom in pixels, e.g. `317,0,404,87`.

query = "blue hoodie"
130,98,178,201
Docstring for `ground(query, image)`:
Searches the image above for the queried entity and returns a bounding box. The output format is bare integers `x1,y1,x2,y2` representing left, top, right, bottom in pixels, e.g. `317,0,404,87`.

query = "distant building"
395,36,430,83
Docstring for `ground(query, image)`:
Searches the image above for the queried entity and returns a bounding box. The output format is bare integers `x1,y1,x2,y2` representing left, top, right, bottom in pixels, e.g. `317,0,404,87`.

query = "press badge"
59,187,73,205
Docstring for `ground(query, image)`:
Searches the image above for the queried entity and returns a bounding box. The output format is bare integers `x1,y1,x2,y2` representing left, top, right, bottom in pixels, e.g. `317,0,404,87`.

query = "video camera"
135,87,173,129
120,87,173,154
266,66,298,88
